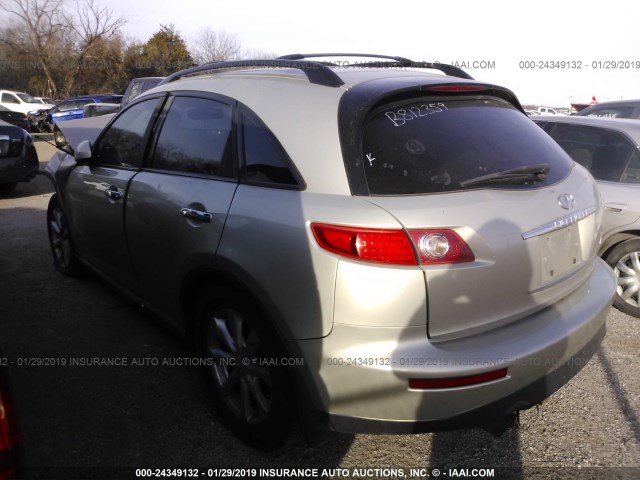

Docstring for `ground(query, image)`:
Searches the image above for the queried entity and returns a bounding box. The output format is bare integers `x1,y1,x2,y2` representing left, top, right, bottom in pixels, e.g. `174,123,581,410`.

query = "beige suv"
45,54,615,448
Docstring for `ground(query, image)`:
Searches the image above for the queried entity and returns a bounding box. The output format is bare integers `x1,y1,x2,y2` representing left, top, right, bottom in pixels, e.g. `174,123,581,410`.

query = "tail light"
0,366,20,480
407,229,474,265
311,224,416,265
311,223,474,266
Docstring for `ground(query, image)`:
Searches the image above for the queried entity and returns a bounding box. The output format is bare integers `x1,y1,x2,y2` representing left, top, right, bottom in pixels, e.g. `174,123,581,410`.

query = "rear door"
125,94,238,325
65,96,165,293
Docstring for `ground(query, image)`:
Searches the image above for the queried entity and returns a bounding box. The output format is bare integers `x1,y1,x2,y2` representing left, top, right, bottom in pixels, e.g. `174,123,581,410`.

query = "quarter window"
152,96,233,177
242,113,298,186
94,98,160,168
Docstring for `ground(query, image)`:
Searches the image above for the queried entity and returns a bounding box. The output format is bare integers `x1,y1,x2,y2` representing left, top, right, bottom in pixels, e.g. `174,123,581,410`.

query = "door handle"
104,186,123,200
603,203,628,214
180,208,213,222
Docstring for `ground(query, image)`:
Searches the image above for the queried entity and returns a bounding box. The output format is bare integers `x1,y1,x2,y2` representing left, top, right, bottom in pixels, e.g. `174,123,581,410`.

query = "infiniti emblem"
558,194,575,210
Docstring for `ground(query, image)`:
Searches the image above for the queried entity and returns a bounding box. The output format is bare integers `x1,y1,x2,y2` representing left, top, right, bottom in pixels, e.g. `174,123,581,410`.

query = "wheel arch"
599,230,640,259
178,259,330,427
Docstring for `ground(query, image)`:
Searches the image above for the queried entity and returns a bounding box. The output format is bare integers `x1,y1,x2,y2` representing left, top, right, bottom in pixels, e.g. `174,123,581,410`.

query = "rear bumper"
298,258,614,433
0,150,39,183
328,323,605,433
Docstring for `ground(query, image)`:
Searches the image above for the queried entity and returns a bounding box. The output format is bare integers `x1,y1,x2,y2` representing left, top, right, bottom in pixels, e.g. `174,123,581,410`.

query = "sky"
6,0,640,106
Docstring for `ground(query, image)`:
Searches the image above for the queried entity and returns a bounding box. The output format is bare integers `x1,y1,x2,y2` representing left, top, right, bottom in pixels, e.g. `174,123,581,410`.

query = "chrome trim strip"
522,206,598,240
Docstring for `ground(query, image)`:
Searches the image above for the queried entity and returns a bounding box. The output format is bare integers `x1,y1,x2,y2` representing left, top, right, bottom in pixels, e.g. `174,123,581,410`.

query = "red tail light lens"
408,229,474,265
311,224,474,266
311,223,417,265
409,368,508,389
0,368,20,480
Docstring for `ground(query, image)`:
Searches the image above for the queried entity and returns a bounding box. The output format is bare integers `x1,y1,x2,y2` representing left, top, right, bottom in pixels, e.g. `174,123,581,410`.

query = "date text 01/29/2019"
518,60,640,69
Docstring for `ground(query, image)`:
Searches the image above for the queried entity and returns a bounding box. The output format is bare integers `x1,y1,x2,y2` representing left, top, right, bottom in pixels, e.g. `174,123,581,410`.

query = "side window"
94,98,160,168
242,112,298,186
152,96,233,177
548,124,634,182
621,151,640,184
58,101,75,112
2,93,19,104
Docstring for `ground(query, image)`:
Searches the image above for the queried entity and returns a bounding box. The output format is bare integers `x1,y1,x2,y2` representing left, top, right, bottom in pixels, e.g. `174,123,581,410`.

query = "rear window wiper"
460,163,550,188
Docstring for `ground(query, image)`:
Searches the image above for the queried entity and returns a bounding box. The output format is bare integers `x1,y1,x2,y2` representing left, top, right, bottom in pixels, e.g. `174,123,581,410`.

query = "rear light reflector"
311,223,417,265
409,368,508,389
408,229,474,264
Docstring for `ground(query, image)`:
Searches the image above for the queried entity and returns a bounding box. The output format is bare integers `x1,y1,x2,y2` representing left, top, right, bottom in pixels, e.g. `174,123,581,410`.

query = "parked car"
575,99,640,119
535,115,640,317
82,102,120,118
121,77,164,107
0,90,55,115
49,77,167,149
0,119,39,192
42,95,123,132
34,97,58,105
44,54,615,448
0,106,30,131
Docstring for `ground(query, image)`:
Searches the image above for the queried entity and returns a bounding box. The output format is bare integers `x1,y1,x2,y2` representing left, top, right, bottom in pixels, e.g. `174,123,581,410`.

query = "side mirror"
74,140,92,165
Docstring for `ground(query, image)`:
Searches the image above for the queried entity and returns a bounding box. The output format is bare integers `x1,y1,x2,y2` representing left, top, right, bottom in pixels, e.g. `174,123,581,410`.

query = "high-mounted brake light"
409,368,508,389
428,85,487,92
311,224,475,266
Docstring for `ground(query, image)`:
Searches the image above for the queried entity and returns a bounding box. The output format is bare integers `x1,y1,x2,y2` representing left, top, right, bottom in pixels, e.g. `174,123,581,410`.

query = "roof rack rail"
277,53,474,80
158,59,345,88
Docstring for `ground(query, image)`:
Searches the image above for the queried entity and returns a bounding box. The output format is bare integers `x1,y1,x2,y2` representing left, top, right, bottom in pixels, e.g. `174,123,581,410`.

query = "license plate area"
540,225,582,284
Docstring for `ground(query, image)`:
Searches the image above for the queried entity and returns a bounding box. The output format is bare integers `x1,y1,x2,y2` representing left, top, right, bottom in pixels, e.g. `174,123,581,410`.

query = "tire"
195,287,292,449
47,194,81,276
605,238,640,318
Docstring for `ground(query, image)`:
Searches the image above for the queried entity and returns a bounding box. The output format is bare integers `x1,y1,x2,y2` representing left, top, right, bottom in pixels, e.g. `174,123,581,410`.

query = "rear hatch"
358,96,602,339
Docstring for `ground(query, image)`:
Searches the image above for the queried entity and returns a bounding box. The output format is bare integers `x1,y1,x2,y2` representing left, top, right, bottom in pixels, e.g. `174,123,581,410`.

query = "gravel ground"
0,136,637,480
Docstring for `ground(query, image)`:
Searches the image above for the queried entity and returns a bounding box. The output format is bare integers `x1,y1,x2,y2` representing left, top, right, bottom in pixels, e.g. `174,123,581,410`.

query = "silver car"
44,54,615,448
536,115,640,318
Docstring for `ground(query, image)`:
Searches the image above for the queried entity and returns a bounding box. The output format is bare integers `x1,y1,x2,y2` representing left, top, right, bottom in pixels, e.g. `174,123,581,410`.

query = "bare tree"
242,48,277,60
0,0,126,96
190,28,242,64
61,0,126,94
0,0,68,94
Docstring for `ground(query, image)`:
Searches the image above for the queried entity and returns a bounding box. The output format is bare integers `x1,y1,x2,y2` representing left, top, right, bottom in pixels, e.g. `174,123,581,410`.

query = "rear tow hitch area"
481,410,520,436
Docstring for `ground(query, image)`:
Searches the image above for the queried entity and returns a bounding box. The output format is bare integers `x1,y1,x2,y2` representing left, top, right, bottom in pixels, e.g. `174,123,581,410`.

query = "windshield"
16,93,39,104
361,98,573,195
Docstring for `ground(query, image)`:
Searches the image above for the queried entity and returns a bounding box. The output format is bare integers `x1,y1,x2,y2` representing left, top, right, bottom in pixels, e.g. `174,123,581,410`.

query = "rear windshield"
579,106,636,119
362,98,573,195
